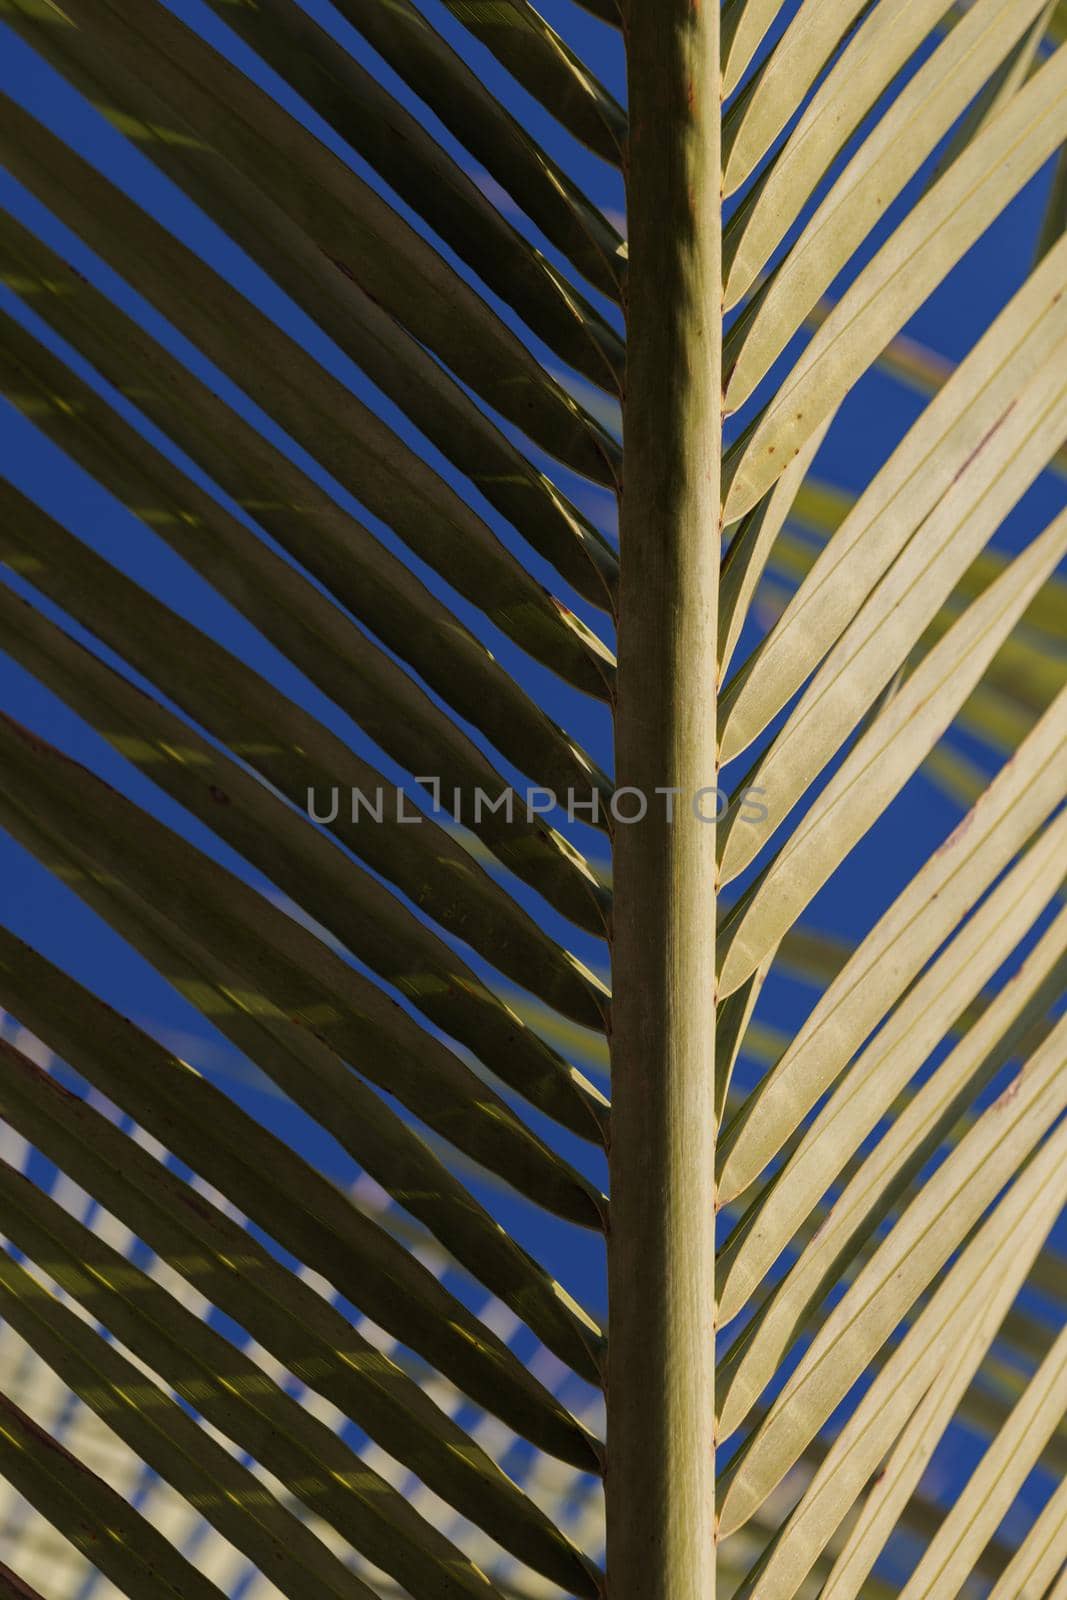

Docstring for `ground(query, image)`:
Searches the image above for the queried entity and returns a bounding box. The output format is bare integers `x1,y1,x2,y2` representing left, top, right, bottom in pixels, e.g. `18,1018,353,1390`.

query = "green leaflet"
720,0,784,100
0,557,611,1211
0,214,616,868
723,44,1067,520
0,932,603,1468
327,0,625,295
192,0,624,387
0,1,620,494
768,511,1067,663
717,684,1067,1202
0,1393,232,1600
2,0,623,537
0,97,618,697
920,2,1055,194
718,414,834,679
0,1250,389,1600
913,601,1066,763
0,1161,510,1600
439,0,626,163
0,470,607,1036
717,510,1067,998
729,1296,1065,1598
719,998,1063,1347
728,1403,1023,1600
0,1039,602,1597
797,300,1067,481
742,530,1065,789
0,486,611,1164
820,1321,1050,1600
0,725,610,1384
1037,143,1067,261
714,951,776,1127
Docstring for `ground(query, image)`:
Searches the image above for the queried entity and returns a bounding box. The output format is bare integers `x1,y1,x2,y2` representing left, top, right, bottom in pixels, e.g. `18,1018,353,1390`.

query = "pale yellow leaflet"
723,0,1041,310
897,1324,1067,1600
984,1474,1067,1600
718,897,1067,1439
718,685,1067,1202
720,1013,1067,1536
724,45,1067,521
718,1114,1067,1576
720,234,1067,767
717,511,1067,998
723,0,874,194
817,1154,1067,1600
716,816,1067,1337
718,414,835,680
720,337,1067,883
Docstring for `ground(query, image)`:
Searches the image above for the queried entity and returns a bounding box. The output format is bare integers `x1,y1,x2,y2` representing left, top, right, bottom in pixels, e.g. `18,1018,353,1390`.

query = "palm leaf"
724,1116,1067,1597
717,897,1067,1438
0,3,1063,1597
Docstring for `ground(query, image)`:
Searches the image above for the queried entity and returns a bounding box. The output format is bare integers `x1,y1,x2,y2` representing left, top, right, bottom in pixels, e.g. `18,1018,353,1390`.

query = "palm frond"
0,2,1063,1596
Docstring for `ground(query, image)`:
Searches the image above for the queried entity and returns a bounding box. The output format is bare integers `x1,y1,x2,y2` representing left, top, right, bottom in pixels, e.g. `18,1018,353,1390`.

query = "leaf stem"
608,2,722,1595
